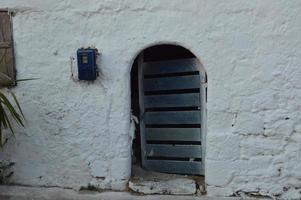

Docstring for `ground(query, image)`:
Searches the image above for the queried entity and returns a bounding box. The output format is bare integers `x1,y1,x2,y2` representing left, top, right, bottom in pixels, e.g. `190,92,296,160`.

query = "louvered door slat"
145,160,203,175
144,93,200,108
146,144,202,158
145,111,201,125
143,59,199,75
144,75,200,92
139,57,203,175
146,128,201,141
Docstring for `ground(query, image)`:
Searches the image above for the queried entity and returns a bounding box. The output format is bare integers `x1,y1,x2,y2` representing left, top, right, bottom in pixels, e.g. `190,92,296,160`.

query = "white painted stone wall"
0,0,301,198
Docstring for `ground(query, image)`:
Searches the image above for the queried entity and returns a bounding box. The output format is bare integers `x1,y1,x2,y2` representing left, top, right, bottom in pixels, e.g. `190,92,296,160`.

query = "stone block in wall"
240,136,283,158
264,119,295,138
207,83,231,112
281,187,301,200
110,158,131,180
207,111,235,133
206,132,240,161
90,160,109,178
206,184,233,197
230,90,278,112
233,112,264,135
205,160,234,187
291,131,301,143
109,178,128,190
238,156,275,177
231,175,284,196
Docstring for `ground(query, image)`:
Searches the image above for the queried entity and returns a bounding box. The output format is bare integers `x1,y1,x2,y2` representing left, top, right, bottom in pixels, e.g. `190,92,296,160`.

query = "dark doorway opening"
131,44,197,168
131,58,141,165
130,44,206,194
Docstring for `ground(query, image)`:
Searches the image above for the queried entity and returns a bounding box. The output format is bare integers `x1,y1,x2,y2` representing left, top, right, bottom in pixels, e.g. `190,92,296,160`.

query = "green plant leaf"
0,123,2,148
0,91,25,148
0,99,22,127
0,93,24,127
0,103,8,129
3,107,16,137
10,91,25,119
16,78,39,82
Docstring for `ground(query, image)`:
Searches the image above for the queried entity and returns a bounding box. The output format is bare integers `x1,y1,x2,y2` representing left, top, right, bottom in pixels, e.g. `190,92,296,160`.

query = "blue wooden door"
138,57,203,175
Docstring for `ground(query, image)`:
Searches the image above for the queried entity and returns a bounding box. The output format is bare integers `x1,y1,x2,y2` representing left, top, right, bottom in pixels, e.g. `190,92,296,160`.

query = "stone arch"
129,43,207,175
128,41,207,77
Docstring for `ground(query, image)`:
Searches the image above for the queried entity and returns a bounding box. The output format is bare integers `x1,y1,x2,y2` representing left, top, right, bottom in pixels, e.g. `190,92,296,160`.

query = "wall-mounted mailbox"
77,48,97,80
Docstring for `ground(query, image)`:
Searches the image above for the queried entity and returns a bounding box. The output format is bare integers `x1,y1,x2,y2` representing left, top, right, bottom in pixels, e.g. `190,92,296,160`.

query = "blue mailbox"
77,48,97,80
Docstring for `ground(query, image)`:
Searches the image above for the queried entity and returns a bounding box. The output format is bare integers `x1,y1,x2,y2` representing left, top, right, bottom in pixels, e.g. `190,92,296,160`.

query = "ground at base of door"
129,164,205,195
0,185,263,200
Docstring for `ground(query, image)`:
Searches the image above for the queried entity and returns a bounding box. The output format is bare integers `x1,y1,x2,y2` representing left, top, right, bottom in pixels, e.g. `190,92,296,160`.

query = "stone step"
129,165,204,195
129,178,197,195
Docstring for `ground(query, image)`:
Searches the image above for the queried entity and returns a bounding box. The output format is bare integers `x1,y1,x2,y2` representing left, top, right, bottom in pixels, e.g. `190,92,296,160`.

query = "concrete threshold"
0,185,250,200
129,165,204,195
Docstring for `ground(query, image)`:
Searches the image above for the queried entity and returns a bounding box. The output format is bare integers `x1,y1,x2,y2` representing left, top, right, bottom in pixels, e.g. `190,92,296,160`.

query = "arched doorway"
131,44,207,176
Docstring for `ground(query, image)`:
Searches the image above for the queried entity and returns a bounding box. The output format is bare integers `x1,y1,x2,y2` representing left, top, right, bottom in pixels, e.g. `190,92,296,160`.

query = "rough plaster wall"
0,0,300,198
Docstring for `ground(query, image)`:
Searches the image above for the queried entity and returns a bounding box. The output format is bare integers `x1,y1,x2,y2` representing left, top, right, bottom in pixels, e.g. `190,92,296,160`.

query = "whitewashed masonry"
0,0,301,198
